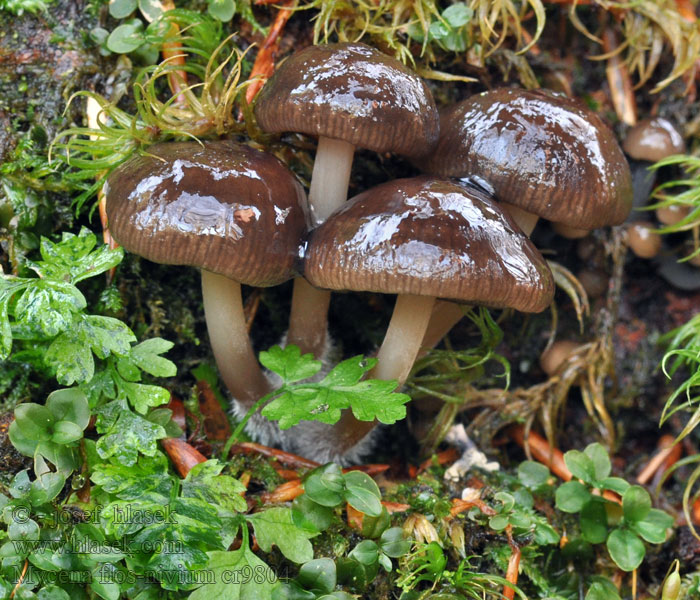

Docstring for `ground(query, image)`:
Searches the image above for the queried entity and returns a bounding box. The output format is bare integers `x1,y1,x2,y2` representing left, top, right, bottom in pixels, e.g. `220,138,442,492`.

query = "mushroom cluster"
105,42,634,463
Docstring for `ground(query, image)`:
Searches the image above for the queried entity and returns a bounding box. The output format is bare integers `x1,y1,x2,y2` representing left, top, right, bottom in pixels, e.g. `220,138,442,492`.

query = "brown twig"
636,434,681,486
511,425,572,481
161,438,207,477
230,441,320,469
9,560,28,599
242,0,296,110
261,479,304,503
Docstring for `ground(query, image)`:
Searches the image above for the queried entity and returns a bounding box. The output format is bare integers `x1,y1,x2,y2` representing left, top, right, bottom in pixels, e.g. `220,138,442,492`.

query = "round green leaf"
343,471,382,517
208,0,235,21
555,480,591,513
38,586,71,600
14,403,54,440
379,527,411,558
489,514,509,531
580,498,608,544
46,388,90,429
585,581,621,600
631,508,673,544
292,494,333,533
297,558,336,594
622,485,651,523
564,450,595,483
606,528,645,571
349,540,378,566
109,0,137,18
584,443,611,481
517,460,550,488
107,23,145,54
138,0,164,22
51,420,84,444
8,421,39,456
304,464,344,507
600,477,630,496
8,516,39,541
442,3,473,27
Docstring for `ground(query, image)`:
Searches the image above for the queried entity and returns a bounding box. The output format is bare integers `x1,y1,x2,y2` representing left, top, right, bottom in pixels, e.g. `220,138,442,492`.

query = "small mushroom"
622,117,686,216
414,88,632,347
626,222,662,259
303,177,554,456
255,42,439,358
105,140,307,410
418,88,633,236
540,340,583,377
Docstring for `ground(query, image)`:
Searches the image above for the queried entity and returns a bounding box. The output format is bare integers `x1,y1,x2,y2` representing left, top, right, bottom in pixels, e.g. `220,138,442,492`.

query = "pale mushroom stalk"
286,137,355,356
255,43,439,359
201,270,272,408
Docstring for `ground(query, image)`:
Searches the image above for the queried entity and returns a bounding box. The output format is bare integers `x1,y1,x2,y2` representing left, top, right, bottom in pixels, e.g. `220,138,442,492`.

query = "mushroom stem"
286,277,331,357
201,270,272,408
500,201,539,236
287,136,355,358
330,294,435,456
419,301,468,356
371,294,436,384
308,136,356,226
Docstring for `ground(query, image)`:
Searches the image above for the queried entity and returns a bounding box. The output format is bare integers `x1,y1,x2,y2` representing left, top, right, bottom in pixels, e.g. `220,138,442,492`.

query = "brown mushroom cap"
254,42,439,157
623,117,685,163
105,140,307,286
418,88,633,229
303,177,554,313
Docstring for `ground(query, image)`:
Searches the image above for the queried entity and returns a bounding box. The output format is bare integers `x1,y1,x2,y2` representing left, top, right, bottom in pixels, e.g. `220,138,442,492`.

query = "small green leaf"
46,388,90,429
260,345,321,383
580,498,608,544
304,464,345,507
442,3,473,27
107,22,145,54
109,0,137,18
51,420,84,444
292,494,333,533
297,558,336,594
208,0,235,22
248,506,315,564
343,471,382,517
607,528,645,571
631,508,672,543
489,514,509,531
600,477,630,495
129,338,176,377
349,540,379,566
586,581,622,600
138,0,164,21
564,450,596,483
379,527,411,558
517,460,550,488
555,480,591,513
14,403,54,440
584,443,611,481
622,486,651,523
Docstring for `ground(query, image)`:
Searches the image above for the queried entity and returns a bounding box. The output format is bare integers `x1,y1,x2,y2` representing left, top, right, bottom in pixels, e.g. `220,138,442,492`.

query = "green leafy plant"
0,0,51,15
9,388,90,474
397,541,524,599
1,228,178,465
554,443,672,571
224,346,411,454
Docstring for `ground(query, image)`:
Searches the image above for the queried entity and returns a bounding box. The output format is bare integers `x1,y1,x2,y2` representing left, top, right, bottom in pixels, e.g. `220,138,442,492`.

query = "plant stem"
222,388,277,458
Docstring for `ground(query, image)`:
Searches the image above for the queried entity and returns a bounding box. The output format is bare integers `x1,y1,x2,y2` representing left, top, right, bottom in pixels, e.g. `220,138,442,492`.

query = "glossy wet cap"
254,42,439,157
105,140,307,287
623,117,685,162
303,177,554,312
418,88,633,229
